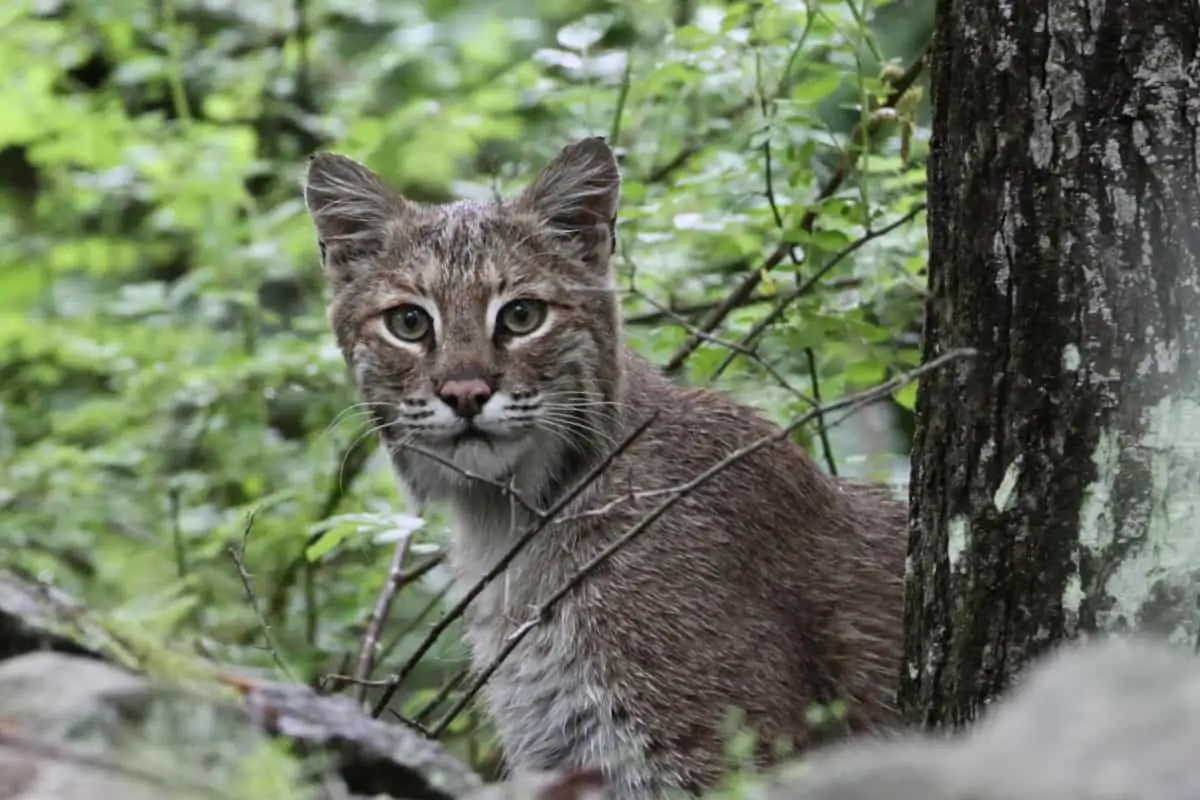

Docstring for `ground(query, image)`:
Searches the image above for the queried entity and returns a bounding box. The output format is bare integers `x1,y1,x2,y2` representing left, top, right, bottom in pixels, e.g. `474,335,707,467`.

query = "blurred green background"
0,0,933,777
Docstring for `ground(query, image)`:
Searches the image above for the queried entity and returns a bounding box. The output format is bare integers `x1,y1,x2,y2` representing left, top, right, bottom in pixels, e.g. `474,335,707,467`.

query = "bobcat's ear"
516,137,620,270
302,153,406,284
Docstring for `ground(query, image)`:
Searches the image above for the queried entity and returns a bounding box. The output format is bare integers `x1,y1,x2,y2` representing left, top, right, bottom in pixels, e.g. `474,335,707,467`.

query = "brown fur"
303,138,907,797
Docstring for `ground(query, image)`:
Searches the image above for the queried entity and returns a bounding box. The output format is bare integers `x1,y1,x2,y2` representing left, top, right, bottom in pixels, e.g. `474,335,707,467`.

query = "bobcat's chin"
392,415,554,499
442,435,529,482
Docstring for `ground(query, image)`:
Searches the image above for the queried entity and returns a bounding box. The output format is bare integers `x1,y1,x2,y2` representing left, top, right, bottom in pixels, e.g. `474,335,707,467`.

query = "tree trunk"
902,0,1200,728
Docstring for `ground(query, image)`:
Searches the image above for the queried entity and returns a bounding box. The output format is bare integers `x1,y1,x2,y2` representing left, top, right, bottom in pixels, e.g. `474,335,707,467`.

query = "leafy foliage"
0,0,933,783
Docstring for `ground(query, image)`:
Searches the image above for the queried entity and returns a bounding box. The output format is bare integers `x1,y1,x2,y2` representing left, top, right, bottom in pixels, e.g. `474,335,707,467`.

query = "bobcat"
302,137,907,797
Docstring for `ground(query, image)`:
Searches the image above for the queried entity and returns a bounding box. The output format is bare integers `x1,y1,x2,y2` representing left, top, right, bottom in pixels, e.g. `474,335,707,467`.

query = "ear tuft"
516,137,621,268
302,153,405,282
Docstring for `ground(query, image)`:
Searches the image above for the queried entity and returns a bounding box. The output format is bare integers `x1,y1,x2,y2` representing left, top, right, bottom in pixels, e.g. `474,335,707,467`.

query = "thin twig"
754,7,811,268
706,203,927,383
292,0,312,112
319,651,355,695
386,710,434,737
385,549,446,590
429,348,974,736
624,281,816,408
398,442,542,518
643,99,752,183
609,50,634,145
321,674,395,688
267,429,378,623
751,25,840,468
303,561,318,649
662,45,928,374
374,579,453,668
642,19,813,187
351,533,415,704
374,566,451,647
228,511,295,680
369,412,661,718
413,665,470,725
321,552,445,694
623,278,863,326
168,486,187,578
805,347,838,475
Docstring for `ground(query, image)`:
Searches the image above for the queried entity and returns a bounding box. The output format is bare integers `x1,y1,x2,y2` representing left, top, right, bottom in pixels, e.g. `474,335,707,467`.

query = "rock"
759,635,1200,800
0,651,261,800
0,568,482,800
239,674,482,798
0,567,112,662
462,769,609,800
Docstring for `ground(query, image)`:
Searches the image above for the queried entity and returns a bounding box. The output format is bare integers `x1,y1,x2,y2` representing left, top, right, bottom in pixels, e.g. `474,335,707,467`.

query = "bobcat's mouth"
453,426,491,446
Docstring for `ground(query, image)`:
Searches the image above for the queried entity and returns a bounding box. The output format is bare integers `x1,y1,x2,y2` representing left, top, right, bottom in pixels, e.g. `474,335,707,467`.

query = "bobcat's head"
303,139,624,505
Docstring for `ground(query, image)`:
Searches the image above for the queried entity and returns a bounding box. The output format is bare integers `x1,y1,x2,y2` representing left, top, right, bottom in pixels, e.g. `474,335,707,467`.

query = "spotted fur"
303,138,907,798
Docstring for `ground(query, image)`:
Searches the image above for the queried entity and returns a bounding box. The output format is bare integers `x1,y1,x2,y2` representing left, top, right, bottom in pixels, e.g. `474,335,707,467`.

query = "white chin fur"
396,426,565,507
440,436,528,482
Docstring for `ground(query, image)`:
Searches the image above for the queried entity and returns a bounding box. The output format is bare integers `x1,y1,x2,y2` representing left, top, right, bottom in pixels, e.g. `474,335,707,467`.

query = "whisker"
539,399,626,409
535,412,619,450
337,417,400,490
542,392,628,406
536,418,592,451
324,410,374,442
539,402,623,424
325,401,394,436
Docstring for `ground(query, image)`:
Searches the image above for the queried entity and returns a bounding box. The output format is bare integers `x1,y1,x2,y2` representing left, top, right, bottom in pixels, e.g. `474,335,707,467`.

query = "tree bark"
902,0,1200,728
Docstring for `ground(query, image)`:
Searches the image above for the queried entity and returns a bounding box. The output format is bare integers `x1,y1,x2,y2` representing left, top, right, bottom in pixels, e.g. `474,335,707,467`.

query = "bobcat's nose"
438,378,494,419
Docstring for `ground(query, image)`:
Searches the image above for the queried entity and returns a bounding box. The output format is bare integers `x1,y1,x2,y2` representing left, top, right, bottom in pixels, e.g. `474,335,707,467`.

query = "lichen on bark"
1081,398,1200,644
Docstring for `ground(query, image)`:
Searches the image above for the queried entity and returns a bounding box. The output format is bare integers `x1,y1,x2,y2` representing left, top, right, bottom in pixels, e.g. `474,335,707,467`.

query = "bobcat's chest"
447,516,655,796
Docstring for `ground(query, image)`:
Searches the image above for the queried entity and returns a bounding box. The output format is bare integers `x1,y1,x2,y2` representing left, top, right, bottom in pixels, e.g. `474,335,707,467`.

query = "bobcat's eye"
383,304,432,342
497,299,547,337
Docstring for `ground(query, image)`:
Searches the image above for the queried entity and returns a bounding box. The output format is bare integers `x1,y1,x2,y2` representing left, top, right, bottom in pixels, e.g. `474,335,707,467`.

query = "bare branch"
392,550,446,589
228,510,295,680
384,709,435,737
320,674,394,688
319,552,445,695
623,278,863,327
374,573,451,666
805,347,838,476
430,348,974,735
351,533,415,705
